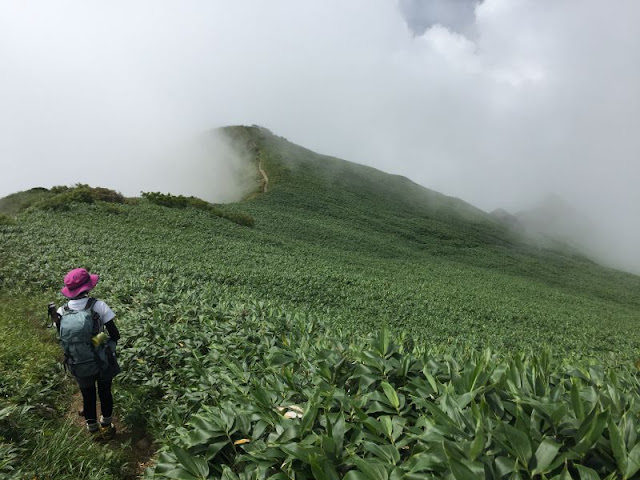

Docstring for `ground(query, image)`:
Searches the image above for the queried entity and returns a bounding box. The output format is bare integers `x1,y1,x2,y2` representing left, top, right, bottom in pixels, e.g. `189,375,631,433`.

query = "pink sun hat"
61,268,100,298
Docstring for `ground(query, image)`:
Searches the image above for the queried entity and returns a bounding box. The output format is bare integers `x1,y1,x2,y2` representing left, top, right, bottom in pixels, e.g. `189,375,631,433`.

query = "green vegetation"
142,191,255,227
0,184,125,216
0,295,130,479
0,187,54,215
0,214,14,226
0,126,639,478
0,184,253,227
39,184,125,211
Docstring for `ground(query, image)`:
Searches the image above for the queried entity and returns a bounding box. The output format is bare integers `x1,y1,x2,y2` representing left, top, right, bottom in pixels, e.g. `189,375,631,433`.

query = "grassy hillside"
0,187,54,215
222,126,640,356
1,125,640,478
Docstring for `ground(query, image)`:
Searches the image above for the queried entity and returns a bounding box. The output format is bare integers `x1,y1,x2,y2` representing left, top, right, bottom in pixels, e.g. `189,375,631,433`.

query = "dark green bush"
50,185,70,194
142,192,255,227
38,184,124,211
219,211,255,227
102,203,126,215
141,192,206,210
0,214,14,226
83,185,125,203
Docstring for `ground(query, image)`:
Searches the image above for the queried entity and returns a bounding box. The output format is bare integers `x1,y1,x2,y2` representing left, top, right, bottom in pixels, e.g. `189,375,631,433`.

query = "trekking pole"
46,302,58,329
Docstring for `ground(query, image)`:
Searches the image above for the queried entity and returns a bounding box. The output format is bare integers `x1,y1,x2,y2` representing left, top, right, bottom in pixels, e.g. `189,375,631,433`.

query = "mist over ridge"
1,1,638,273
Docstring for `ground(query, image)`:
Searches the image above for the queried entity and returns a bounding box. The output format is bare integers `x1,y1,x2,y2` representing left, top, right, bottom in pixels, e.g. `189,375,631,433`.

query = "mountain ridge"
2,128,639,480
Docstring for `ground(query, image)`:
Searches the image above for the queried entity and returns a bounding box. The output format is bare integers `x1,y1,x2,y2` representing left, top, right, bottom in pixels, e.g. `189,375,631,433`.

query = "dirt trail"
67,391,155,478
258,153,269,193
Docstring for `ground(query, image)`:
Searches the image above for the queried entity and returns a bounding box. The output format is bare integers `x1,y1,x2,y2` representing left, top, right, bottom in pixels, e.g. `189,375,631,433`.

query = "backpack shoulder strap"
85,297,97,311
85,297,102,335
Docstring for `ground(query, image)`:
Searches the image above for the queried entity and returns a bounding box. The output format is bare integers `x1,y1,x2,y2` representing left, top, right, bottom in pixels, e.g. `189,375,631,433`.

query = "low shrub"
142,192,255,227
219,211,255,227
38,184,124,211
0,214,15,226
141,192,208,210
50,185,71,194
101,203,127,215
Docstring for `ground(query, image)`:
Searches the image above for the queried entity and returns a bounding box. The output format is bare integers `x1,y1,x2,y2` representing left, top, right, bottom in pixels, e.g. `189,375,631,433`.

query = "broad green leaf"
363,441,400,465
532,438,561,475
170,445,209,480
221,465,240,480
574,465,600,480
468,421,485,461
494,456,516,477
332,413,346,453
414,398,468,439
403,452,442,473
280,443,310,463
444,442,483,480
266,474,290,480
423,368,439,394
162,469,202,480
301,404,318,435
576,407,598,443
310,457,340,480
575,409,608,455
381,381,400,410
389,467,404,480
625,443,640,479
204,441,229,460
344,472,373,480
441,393,467,428
352,457,389,480
376,327,391,358
608,417,628,474
623,414,638,449
571,380,584,419
364,416,385,437
448,457,480,480
550,464,572,480
546,452,581,475
320,435,338,458
391,416,405,442
379,416,393,440
501,424,532,466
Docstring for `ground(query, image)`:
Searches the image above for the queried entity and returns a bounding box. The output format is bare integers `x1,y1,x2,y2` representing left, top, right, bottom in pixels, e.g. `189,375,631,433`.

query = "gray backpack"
59,298,103,378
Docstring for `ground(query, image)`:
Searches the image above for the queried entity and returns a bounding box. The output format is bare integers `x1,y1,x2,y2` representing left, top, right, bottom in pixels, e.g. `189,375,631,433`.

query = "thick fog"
1,1,639,273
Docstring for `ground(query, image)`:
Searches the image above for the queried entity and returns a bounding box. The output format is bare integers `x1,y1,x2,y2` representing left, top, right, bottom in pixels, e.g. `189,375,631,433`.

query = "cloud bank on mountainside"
0,0,638,272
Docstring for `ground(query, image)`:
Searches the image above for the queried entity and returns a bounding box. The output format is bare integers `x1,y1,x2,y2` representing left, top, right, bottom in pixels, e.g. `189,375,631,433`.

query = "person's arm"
104,319,120,342
94,300,119,341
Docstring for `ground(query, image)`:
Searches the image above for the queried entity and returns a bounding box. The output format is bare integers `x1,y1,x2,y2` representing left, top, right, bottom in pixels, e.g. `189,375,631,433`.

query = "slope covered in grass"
220,126,640,356
0,187,54,215
1,125,640,478
1,126,639,357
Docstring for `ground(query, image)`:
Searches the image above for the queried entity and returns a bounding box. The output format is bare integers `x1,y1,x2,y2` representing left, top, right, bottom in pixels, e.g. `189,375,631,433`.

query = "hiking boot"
87,421,102,439
98,423,116,440
88,422,116,441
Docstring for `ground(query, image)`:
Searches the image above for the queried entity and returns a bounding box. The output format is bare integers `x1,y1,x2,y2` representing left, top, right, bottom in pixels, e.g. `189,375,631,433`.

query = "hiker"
53,268,121,440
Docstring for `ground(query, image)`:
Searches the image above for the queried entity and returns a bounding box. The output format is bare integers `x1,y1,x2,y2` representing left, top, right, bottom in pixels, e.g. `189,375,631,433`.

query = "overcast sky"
1,1,639,272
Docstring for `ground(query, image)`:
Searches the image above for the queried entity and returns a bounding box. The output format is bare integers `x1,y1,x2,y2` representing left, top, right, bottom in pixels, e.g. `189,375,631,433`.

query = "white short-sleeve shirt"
57,297,116,325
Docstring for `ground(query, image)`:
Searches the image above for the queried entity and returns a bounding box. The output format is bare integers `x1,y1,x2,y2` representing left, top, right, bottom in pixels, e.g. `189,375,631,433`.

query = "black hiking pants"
78,376,113,423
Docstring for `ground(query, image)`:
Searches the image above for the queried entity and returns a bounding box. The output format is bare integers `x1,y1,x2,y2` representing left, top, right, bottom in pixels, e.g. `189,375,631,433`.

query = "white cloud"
0,0,638,271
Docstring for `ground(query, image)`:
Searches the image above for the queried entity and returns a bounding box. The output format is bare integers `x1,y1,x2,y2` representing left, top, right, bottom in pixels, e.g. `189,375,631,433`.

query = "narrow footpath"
66,388,155,478
258,153,269,193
